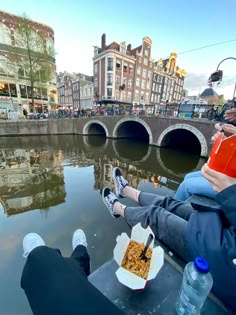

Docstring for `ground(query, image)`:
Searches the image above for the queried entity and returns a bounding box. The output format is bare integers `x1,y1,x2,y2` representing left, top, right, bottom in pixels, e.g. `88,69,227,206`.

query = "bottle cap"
194,257,209,273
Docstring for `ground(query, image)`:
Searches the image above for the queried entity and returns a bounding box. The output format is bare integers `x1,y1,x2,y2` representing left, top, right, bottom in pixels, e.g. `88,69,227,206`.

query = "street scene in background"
0,1,235,314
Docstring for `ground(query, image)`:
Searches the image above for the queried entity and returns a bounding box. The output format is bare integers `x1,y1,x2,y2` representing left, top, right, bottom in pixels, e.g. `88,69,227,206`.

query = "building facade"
57,72,94,110
0,10,57,114
93,34,186,111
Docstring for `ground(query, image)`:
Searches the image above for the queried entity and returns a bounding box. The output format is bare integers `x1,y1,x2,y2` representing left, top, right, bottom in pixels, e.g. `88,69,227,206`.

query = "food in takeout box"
113,223,164,290
121,240,152,280
208,133,236,177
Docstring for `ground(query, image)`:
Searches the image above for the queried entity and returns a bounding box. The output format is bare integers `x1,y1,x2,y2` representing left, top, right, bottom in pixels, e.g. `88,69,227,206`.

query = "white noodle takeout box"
113,223,164,290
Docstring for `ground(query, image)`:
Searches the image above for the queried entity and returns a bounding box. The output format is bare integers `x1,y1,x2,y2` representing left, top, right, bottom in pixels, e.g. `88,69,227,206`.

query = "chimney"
127,44,132,51
101,33,106,50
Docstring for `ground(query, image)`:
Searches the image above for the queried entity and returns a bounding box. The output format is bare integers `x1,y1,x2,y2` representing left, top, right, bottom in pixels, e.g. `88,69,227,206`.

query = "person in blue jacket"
175,122,236,201
102,165,236,314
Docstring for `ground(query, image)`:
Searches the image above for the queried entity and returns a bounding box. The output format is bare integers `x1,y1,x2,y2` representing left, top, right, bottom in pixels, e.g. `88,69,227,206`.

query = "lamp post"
208,57,236,86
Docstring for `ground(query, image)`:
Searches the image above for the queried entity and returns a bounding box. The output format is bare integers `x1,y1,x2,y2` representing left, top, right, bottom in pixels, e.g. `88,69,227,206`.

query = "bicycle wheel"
207,109,216,120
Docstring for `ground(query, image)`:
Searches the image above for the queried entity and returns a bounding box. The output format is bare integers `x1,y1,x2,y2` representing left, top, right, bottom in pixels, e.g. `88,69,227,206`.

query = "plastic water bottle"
176,257,213,315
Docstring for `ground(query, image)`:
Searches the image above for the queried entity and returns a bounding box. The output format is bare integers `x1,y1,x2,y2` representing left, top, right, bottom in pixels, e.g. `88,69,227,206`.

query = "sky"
1,0,236,99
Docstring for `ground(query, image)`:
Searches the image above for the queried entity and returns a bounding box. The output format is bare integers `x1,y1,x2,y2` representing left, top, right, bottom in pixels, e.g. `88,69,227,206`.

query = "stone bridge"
76,116,215,157
0,116,216,157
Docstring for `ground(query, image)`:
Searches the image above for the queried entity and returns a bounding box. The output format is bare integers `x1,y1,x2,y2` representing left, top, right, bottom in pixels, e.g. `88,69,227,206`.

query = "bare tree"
7,13,55,108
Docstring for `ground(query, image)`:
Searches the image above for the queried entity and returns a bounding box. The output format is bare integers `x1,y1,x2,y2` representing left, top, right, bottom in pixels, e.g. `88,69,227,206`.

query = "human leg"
104,185,193,222
124,204,191,262
21,232,124,315
175,172,217,201
102,188,193,261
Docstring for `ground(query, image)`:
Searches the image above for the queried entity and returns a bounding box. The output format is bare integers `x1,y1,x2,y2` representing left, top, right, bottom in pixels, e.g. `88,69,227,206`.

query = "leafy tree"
7,13,55,108
217,95,225,106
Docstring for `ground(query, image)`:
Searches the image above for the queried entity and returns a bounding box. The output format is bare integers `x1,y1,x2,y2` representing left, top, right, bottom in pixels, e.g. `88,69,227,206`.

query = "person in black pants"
21,229,124,315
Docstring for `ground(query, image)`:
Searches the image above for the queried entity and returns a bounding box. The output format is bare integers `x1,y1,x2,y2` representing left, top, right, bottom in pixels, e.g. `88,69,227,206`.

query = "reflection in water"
0,135,207,315
113,139,151,162
0,135,207,217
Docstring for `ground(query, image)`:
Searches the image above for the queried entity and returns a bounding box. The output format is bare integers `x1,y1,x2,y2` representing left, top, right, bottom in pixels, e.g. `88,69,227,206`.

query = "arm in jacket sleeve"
201,163,236,229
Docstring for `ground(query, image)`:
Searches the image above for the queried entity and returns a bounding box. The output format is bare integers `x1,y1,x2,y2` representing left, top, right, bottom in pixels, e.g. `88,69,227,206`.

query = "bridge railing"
44,104,222,120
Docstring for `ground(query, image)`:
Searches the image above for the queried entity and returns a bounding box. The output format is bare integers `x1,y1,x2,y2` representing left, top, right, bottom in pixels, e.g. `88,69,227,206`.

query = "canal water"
0,135,206,315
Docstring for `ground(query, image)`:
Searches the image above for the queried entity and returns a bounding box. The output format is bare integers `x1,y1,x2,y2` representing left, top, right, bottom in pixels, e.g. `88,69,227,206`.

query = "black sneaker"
112,167,128,198
102,187,120,218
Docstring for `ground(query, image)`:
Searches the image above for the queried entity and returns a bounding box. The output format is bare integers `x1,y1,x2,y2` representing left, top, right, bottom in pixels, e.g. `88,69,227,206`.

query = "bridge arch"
112,117,153,144
157,123,208,157
112,140,152,163
82,120,109,137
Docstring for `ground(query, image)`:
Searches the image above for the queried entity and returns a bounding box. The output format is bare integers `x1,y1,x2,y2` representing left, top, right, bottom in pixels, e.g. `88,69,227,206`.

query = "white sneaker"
23,233,45,258
72,229,87,250
102,187,120,218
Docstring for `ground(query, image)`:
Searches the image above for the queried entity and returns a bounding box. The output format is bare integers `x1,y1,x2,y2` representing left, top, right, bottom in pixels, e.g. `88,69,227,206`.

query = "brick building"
93,34,186,111
57,72,94,110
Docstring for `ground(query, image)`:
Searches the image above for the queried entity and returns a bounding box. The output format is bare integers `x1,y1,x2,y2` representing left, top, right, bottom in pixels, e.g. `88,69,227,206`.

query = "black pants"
21,246,124,315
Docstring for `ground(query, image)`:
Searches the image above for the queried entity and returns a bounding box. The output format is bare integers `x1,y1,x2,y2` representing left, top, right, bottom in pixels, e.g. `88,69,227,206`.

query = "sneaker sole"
112,167,125,198
102,188,120,218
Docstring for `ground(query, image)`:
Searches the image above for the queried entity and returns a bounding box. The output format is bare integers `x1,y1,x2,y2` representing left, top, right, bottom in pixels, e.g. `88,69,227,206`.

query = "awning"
96,100,132,106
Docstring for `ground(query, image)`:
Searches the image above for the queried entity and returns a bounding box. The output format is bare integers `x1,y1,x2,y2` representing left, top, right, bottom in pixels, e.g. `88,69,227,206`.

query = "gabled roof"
130,45,142,56
200,88,219,97
106,41,120,51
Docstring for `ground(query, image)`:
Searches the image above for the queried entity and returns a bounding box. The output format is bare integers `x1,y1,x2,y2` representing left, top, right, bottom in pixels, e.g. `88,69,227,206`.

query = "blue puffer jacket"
184,184,236,313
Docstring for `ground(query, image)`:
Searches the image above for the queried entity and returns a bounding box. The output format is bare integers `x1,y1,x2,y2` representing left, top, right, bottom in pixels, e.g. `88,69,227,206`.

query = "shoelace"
105,194,117,207
117,176,126,187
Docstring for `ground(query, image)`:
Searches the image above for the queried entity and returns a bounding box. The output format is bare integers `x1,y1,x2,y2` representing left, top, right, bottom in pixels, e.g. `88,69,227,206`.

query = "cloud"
184,73,208,90
184,72,235,99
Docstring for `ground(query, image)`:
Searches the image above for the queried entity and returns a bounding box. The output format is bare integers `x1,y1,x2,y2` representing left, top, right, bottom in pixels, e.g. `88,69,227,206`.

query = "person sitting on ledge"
175,122,236,201
21,229,124,315
102,166,236,314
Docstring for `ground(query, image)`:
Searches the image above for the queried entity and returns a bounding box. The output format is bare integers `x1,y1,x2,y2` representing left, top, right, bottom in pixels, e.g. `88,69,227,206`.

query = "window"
123,63,128,73
144,49,149,57
127,92,132,101
107,73,112,85
107,88,112,97
0,23,11,45
129,65,134,75
136,78,140,87
141,79,146,89
145,93,149,102
144,58,148,65
135,92,139,101
142,69,147,78
116,91,120,100
140,93,144,101
107,58,113,71
116,60,121,71
116,75,121,85
151,94,154,102
94,77,98,88
120,46,126,54
148,71,152,78
137,65,141,75
128,79,132,88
